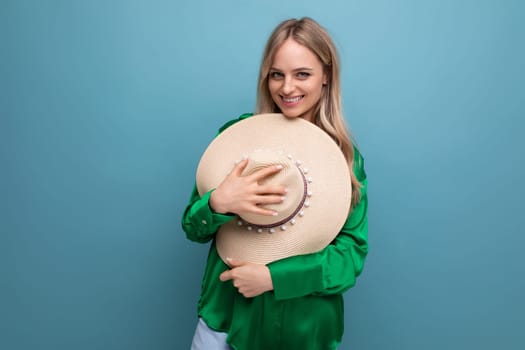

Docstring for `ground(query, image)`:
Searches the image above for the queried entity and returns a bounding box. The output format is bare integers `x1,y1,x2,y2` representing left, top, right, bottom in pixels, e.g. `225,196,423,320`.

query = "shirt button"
201,220,207,225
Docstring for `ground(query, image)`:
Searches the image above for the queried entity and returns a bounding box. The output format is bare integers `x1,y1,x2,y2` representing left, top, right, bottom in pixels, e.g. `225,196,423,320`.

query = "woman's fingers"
255,194,285,205
242,195,285,216
214,161,287,216
256,184,288,196
250,164,283,182
248,205,278,217
232,158,249,176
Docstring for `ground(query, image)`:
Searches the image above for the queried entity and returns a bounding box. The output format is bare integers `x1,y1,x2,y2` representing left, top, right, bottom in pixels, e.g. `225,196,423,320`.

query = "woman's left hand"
219,258,274,298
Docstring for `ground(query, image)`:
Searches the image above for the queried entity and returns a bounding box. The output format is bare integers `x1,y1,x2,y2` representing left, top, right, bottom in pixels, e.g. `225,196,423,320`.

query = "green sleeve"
268,151,368,300
181,187,235,243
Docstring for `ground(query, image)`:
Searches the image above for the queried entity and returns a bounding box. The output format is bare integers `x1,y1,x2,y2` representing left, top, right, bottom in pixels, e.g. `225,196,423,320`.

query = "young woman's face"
268,38,327,122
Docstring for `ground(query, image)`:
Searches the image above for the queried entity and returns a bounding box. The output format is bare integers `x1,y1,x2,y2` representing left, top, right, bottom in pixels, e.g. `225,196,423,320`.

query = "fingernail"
242,154,248,160
284,188,289,193
226,257,232,261
281,196,286,202
275,165,283,170
272,211,278,216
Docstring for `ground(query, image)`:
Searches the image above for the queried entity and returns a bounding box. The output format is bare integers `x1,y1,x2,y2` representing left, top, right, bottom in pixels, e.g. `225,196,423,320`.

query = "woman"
182,17,368,350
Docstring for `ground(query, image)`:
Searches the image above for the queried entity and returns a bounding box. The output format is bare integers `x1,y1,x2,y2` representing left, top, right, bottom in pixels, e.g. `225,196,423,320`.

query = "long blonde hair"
256,17,362,206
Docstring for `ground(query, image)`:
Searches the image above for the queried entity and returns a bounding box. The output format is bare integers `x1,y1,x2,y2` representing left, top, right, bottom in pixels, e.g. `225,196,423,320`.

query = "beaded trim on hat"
236,155,313,234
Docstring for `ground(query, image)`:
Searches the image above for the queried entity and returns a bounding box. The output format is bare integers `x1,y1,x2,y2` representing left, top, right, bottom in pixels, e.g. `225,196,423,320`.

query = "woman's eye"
270,71,284,79
297,72,311,79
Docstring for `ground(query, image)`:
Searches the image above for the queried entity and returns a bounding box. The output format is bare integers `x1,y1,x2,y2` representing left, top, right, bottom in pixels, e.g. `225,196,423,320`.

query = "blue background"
2,0,524,349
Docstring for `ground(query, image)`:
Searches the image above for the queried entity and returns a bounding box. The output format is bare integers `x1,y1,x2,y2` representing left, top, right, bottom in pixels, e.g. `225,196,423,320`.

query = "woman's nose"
281,77,295,95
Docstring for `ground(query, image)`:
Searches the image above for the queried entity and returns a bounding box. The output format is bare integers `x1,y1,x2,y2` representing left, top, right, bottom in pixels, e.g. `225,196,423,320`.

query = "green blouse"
181,114,368,350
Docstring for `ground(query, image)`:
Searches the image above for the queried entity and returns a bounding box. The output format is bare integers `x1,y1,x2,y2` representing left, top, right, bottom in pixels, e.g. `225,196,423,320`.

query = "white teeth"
283,96,302,103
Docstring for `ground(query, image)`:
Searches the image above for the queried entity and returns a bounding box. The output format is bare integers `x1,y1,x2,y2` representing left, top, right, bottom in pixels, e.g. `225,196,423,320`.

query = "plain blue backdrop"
2,0,524,349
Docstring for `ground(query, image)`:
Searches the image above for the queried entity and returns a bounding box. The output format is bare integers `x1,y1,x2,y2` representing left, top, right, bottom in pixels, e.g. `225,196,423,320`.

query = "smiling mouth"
281,96,304,104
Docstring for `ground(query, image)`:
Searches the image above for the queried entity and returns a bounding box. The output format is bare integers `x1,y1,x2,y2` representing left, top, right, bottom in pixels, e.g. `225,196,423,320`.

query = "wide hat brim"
196,113,351,265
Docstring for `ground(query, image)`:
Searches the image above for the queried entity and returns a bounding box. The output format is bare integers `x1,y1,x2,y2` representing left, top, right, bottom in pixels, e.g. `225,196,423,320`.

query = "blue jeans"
191,318,233,350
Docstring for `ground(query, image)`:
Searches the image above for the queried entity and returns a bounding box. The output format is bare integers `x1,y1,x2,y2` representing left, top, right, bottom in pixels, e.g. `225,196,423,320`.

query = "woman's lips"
281,95,304,106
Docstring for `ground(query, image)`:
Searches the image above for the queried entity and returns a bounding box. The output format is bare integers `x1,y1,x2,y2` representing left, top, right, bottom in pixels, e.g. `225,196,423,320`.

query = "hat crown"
239,149,308,227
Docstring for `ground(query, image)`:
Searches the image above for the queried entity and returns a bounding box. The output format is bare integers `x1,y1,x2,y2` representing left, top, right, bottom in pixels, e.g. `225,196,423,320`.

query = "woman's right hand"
209,159,287,217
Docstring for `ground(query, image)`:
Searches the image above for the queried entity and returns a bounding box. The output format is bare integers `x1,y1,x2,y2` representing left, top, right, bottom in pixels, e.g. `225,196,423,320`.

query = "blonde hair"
256,17,362,206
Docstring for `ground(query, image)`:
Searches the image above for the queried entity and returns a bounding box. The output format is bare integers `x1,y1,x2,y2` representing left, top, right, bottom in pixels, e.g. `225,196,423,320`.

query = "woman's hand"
219,258,274,298
209,159,287,216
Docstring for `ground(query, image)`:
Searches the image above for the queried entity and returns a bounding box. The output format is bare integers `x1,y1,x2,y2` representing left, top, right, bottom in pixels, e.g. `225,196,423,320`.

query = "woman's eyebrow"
270,67,314,71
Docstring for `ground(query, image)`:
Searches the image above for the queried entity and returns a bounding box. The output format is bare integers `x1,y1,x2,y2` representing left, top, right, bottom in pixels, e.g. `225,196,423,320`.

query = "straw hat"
196,113,351,265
